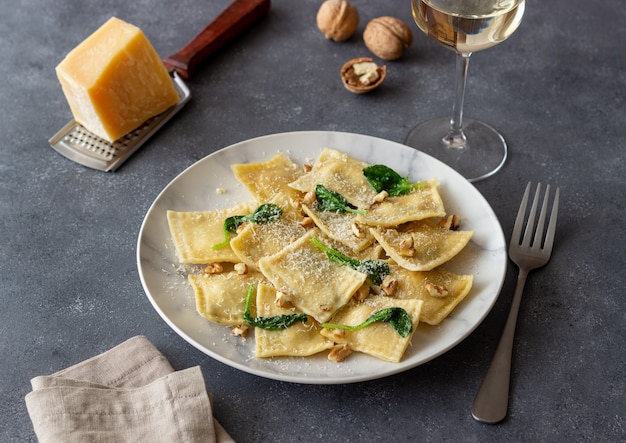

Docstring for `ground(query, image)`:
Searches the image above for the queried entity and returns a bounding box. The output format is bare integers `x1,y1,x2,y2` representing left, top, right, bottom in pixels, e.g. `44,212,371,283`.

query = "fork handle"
471,269,529,423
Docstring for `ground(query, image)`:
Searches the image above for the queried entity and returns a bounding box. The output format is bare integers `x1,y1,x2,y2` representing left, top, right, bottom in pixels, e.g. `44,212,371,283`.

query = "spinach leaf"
315,184,366,215
310,237,389,285
363,164,423,197
322,307,413,338
243,284,308,330
213,203,283,249
355,260,390,286
246,203,284,225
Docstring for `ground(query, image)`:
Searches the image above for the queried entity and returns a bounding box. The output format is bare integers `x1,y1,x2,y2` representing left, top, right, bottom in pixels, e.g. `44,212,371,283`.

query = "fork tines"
512,182,560,254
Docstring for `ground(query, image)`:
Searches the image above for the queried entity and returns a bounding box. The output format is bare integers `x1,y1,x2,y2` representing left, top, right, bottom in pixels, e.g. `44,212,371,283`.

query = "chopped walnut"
291,199,302,212
203,263,223,274
425,283,449,298
438,214,461,231
319,304,332,312
372,190,389,204
303,163,313,173
398,236,416,257
234,263,248,275
381,275,398,296
275,291,294,309
328,344,352,362
231,324,249,337
303,191,316,205
353,284,370,302
300,216,315,228
351,222,366,238
329,328,346,339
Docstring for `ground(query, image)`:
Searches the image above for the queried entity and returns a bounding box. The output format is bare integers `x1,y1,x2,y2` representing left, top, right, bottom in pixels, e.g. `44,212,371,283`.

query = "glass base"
404,117,507,182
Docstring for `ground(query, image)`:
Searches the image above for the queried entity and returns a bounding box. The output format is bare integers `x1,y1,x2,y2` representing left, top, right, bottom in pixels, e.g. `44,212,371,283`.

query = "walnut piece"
302,191,316,205
316,0,359,42
363,16,413,60
426,283,449,298
372,190,389,204
234,263,248,275
381,275,398,297
275,291,294,309
398,236,416,257
351,222,366,238
438,214,461,230
353,284,370,302
231,324,249,337
203,263,223,274
328,343,353,362
340,57,387,94
299,216,315,228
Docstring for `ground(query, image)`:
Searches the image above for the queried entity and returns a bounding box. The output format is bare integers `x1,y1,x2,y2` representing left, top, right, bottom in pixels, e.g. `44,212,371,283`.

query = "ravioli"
356,179,446,227
190,270,266,325
320,297,423,363
230,193,306,269
301,203,374,252
167,201,258,264
370,220,474,271
254,283,334,358
258,229,367,323
232,152,304,203
288,147,378,209
380,265,473,325
167,146,477,364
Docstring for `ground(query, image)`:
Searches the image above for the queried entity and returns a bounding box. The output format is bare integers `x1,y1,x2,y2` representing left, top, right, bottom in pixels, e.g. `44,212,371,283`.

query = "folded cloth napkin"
25,336,235,443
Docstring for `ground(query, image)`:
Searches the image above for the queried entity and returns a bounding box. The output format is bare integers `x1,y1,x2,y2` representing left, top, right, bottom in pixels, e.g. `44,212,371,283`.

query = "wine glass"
406,0,525,182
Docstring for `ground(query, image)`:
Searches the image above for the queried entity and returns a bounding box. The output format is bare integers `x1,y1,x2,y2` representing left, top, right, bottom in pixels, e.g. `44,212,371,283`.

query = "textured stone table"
1,1,624,441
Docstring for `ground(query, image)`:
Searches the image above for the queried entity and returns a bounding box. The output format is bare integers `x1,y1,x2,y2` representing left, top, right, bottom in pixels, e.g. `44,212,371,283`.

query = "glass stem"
445,52,472,148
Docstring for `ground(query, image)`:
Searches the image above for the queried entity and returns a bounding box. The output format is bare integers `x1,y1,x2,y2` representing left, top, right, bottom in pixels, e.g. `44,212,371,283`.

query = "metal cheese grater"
49,71,191,172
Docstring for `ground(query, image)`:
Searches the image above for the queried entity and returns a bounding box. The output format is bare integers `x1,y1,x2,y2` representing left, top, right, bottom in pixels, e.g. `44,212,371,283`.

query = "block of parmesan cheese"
55,17,179,142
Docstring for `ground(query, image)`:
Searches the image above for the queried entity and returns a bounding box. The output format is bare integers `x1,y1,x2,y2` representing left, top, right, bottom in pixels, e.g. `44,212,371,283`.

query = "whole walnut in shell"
363,16,413,60
316,0,359,42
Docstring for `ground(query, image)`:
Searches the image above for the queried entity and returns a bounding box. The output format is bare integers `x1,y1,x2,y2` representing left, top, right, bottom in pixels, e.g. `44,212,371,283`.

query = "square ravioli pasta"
320,296,423,363
370,220,474,271
254,283,334,358
258,229,367,323
288,147,378,210
379,265,473,325
232,152,304,203
229,193,306,270
167,201,257,264
190,270,266,325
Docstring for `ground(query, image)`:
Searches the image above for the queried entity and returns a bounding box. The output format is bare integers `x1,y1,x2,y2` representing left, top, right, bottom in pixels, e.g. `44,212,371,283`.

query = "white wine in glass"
406,0,525,182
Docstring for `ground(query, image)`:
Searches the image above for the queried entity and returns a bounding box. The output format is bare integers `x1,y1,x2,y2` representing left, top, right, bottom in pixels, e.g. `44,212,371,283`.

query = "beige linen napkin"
25,336,235,443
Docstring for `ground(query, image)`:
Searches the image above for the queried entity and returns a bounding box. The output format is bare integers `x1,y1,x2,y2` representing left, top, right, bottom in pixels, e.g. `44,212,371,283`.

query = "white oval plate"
137,131,507,384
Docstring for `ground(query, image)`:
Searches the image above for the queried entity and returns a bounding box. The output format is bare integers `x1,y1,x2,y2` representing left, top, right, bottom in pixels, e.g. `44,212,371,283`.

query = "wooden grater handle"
162,0,271,79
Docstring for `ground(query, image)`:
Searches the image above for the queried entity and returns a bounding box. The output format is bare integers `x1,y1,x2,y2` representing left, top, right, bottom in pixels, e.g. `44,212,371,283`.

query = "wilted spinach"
213,203,282,249
322,307,413,338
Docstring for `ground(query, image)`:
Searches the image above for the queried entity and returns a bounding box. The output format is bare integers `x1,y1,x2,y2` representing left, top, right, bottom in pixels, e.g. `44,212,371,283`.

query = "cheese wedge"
55,17,179,142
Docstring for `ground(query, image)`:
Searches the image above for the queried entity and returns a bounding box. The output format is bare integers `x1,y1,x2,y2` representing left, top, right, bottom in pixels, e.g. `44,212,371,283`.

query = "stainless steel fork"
471,182,560,424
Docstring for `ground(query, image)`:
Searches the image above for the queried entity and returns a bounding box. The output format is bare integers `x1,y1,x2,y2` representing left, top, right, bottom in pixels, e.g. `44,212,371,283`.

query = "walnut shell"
316,0,359,42
340,57,387,94
363,16,413,60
